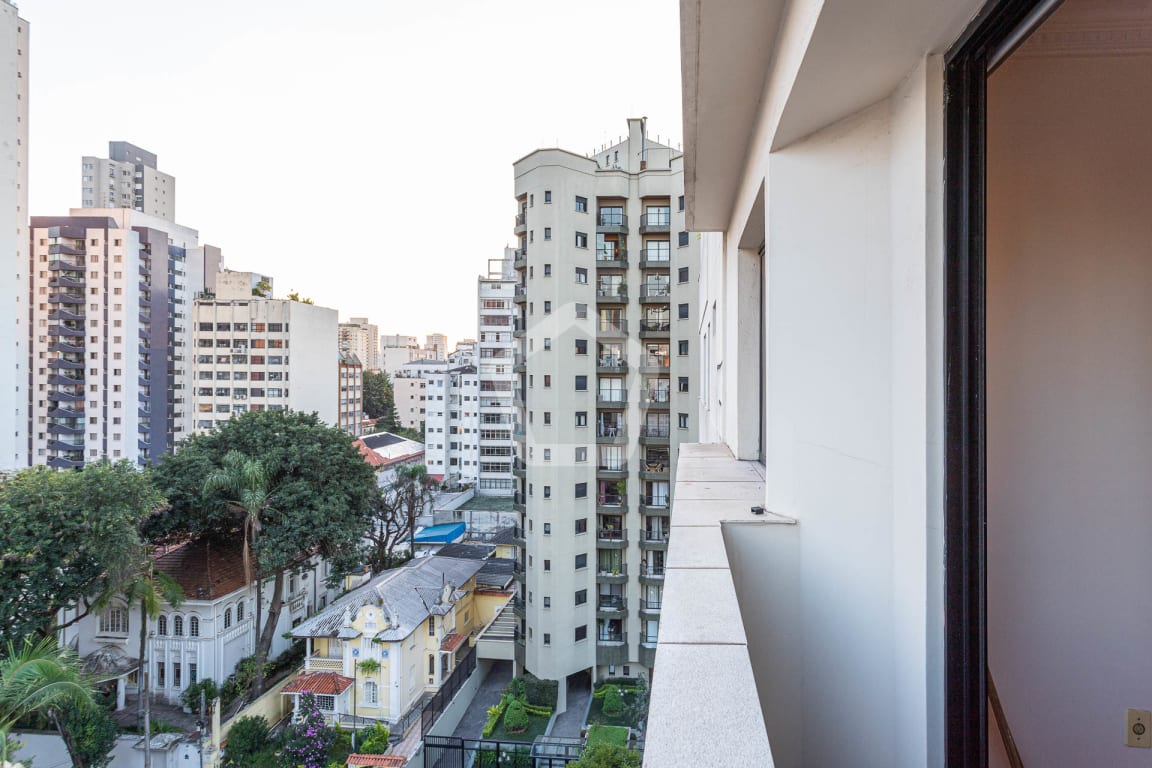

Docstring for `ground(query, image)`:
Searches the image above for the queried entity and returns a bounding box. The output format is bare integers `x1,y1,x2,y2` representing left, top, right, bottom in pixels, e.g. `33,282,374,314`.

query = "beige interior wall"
987,26,1152,767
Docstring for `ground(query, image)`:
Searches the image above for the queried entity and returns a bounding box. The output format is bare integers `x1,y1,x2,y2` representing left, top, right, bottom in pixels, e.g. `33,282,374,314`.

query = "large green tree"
0,461,164,642
148,410,377,695
362,370,395,426
362,464,436,572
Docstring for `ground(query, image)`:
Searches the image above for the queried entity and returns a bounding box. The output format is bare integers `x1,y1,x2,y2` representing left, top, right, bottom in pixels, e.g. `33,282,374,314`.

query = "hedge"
482,694,512,738
522,673,558,708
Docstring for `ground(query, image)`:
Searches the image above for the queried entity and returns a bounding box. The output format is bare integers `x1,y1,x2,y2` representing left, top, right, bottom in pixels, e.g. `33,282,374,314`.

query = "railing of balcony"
642,565,666,577
643,530,670,543
646,389,671,403
597,356,627,369
640,249,672,263
641,284,672,298
596,286,627,299
598,212,627,227
598,595,627,611
641,213,671,227
641,425,671,438
598,629,627,644
640,320,671,333
597,564,628,577
640,495,669,508
597,321,628,333
598,494,625,507
597,528,626,541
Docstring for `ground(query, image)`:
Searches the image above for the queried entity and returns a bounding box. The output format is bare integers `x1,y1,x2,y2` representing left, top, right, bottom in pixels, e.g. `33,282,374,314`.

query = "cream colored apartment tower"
81,142,175,221
0,3,27,472
339,317,380,371
477,250,517,497
512,118,699,707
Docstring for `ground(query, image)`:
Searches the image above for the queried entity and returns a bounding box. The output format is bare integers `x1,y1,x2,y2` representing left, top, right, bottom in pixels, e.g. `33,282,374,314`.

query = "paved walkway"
450,661,512,738
548,676,591,739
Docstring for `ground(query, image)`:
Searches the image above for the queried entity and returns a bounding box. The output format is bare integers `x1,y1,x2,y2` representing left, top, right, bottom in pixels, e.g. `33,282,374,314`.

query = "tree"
251,279,271,298
0,638,101,765
149,410,377,696
0,461,164,642
570,744,641,768
362,371,395,425
281,693,335,768
363,464,436,572
53,696,117,768
221,715,270,767
623,675,649,732
284,290,314,305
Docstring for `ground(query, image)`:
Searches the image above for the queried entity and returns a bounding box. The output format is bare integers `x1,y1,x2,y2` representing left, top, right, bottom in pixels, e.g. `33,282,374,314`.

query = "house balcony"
640,530,670,551
48,357,84,371
512,596,525,619
596,213,628,234
596,321,628,338
512,527,526,549
513,560,525,583
641,464,670,482
597,528,628,548
47,390,85,402
513,285,527,304
512,459,526,479
513,353,526,373
596,464,629,481
639,251,672,270
595,252,628,270
513,249,527,270
514,213,527,235
596,424,627,444
48,309,85,322
597,494,626,513
639,644,657,669
513,389,526,408
640,495,670,515
597,595,627,616
48,243,84,256
305,654,344,673
596,394,627,408
639,565,667,585
596,631,629,666
48,324,85,338
49,341,85,355
48,276,85,289
512,318,526,337
48,406,84,419
48,293,84,305
48,374,84,387
596,565,628,585
639,599,662,619
639,320,671,339
643,390,671,410
596,287,628,304
640,357,670,374
48,439,85,453
640,285,672,304
47,421,84,436
639,214,671,234
640,426,671,446
597,357,628,374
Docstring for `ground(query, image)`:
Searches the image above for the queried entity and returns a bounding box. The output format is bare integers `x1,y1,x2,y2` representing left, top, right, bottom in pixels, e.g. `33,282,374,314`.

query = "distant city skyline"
19,0,685,343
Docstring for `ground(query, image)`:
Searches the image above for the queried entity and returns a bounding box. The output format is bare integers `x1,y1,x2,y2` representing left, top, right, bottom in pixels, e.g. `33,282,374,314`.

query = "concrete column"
116,677,126,710
556,680,568,714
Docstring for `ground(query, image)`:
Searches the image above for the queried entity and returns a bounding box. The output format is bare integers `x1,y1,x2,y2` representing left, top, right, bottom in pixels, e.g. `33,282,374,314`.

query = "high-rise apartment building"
380,334,420,377
190,270,337,435
424,332,448,360
337,350,363,436
511,119,699,708
29,210,214,467
0,2,28,473
338,316,380,371
81,142,175,221
396,351,479,486
477,251,517,497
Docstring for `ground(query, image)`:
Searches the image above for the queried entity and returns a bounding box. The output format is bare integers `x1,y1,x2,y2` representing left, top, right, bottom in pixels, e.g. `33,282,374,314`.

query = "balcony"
639,598,662,618
512,459,526,479
48,406,84,419
596,463,629,481
597,528,628,548
644,444,779,768
640,495,670,515
597,494,626,512
639,213,671,234
596,565,628,585
513,389,526,408
48,293,84,305
47,422,84,436
595,251,628,270
596,212,628,234
596,631,629,666
596,356,628,374
641,461,670,482
640,425,671,446
48,309,84,322
48,276,85,289
639,565,667,585
512,318,526,338
48,439,85,453
514,212,527,235
513,248,528,269
639,319,671,338
48,358,84,371
513,284,527,304
643,390,671,410
513,492,526,514
47,258,83,271
640,284,672,303
48,243,83,256
48,374,84,387
596,393,627,408
48,323,85,338
640,529,670,551
47,390,84,402
639,250,673,270
49,341,85,355
596,423,627,444
640,356,670,374
513,560,525,582
513,352,526,373
597,595,627,615
596,286,628,303
512,528,526,549
47,456,85,469
305,653,344,673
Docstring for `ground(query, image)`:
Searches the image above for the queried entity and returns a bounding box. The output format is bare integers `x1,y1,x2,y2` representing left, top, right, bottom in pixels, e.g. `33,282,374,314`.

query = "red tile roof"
153,536,248,600
347,756,405,767
281,671,354,696
440,632,467,653
354,439,388,468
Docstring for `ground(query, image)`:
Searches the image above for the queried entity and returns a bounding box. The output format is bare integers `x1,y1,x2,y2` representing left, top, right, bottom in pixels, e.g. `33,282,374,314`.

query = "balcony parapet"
644,443,788,768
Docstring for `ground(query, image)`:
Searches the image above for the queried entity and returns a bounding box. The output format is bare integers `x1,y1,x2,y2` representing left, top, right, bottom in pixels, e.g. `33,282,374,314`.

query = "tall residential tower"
81,142,175,221
477,250,517,496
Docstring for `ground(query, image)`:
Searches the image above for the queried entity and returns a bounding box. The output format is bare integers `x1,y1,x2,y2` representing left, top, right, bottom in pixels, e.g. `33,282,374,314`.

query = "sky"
18,0,686,347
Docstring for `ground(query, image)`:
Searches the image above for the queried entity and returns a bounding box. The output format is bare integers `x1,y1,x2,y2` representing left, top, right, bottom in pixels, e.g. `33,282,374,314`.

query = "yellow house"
286,555,510,727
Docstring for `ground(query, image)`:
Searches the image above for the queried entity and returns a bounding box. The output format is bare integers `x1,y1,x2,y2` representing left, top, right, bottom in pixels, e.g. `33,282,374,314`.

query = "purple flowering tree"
281,692,336,768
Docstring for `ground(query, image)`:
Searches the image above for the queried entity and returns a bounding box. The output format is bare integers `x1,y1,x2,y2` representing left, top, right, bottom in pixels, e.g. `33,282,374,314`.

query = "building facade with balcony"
0,2,28,474
396,353,480,488
338,350,364,437
81,141,175,221
476,250,517,497
190,275,338,435
28,210,215,467
510,118,699,711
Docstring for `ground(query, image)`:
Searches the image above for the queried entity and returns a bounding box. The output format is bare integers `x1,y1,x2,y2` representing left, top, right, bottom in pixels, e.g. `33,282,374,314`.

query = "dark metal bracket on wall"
943,1,1062,766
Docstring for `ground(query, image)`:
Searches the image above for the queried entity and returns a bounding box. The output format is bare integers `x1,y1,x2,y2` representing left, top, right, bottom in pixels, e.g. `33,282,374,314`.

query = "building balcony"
512,319,526,338
640,530,670,551
512,527,526,549
305,654,344,673
48,324,85,338
639,599,662,619
513,389,526,408
513,354,526,373
47,390,84,403
513,249,528,270
597,494,626,513
639,214,671,234
48,309,84,322
47,422,84,436
48,357,84,371
596,424,627,444
596,393,627,408
48,439,85,453
513,492,526,514
513,285,527,304
640,285,672,303
514,212,527,235
596,213,629,234
639,320,671,338
596,565,628,585
639,565,667,585
47,456,85,469
596,357,628,374
640,357,671,374
48,293,84,305
641,464,670,482
595,252,628,270
643,390,671,410
48,243,84,256
513,560,525,582
48,374,84,387
49,341,85,355
597,595,627,616
597,528,628,548
596,287,628,303
48,276,85,289
640,495,670,515
512,460,526,479
48,406,84,419
596,464,629,481
640,426,671,446
639,250,673,270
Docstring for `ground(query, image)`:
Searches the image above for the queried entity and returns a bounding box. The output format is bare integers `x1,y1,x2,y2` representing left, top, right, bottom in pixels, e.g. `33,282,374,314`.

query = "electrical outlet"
1127,709,1151,748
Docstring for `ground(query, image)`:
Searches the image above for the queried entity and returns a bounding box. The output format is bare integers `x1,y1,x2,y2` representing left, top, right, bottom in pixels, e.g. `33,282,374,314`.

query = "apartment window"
543,449,552,463
574,375,588,391
542,227,551,241
575,196,587,212
678,231,690,247
575,303,588,319
575,625,588,642
428,617,436,636
544,523,551,534
544,559,551,570
575,339,588,355
575,446,587,463
679,340,689,356
543,486,551,499
575,267,587,284
545,190,552,203
544,301,551,314
679,413,689,429
575,232,588,248
575,553,587,569
544,337,552,350
543,412,551,425
575,482,587,499
575,518,588,534
575,589,587,605
543,597,551,608
678,377,689,393
544,375,551,388
530,231,534,243
575,411,587,427
679,266,689,284
544,263,552,276
530,194,534,207
678,195,685,211
678,303,689,319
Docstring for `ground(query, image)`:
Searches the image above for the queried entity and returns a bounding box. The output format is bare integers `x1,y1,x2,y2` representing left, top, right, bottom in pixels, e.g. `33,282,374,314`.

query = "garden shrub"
483,694,511,738
222,715,270,767
601,685,624,717
181,678,220,712
358,722,391,754
504,677,527,700
522,672,558,708
503,699,530,734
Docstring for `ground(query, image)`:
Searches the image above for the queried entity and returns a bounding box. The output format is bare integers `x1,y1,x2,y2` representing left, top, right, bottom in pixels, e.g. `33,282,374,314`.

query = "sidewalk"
451,662,512,738
548,677,591,739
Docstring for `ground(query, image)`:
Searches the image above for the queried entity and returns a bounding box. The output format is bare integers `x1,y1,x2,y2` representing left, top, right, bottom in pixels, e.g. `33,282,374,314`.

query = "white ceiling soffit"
681,0,787,232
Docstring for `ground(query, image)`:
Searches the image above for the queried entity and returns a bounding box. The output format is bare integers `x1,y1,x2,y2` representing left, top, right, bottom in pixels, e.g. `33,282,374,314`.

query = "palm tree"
202,451,277,696
0,638,97,765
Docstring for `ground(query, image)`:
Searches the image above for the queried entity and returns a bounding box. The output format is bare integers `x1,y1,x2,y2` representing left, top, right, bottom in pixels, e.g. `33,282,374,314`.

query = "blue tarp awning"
413,522,466,545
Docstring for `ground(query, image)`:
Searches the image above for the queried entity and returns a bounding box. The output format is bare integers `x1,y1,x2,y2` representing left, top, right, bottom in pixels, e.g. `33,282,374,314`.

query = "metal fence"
420,645,478,736
423,735,585,768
